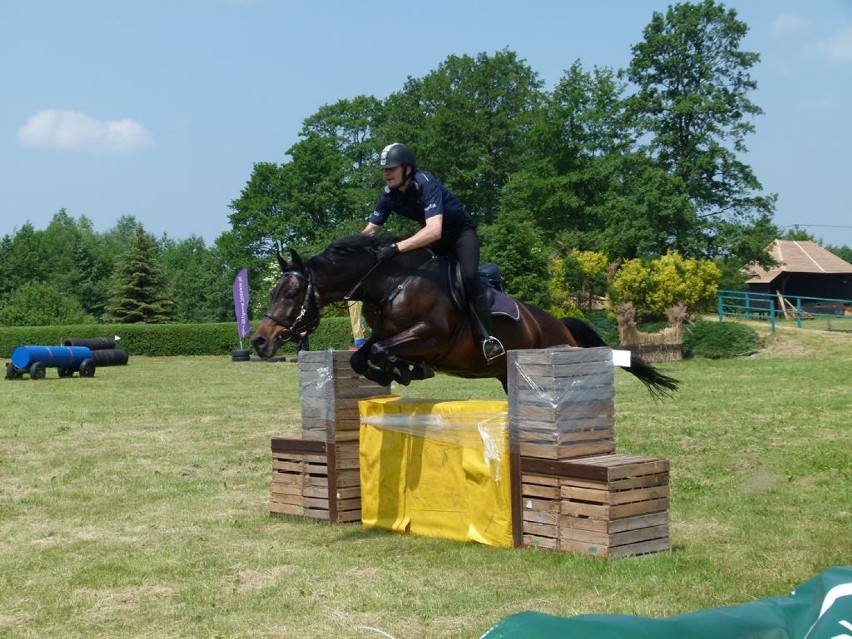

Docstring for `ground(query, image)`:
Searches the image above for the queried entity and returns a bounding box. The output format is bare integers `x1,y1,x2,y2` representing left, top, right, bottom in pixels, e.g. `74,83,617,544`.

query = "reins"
343,252,436,310
342,259,385,301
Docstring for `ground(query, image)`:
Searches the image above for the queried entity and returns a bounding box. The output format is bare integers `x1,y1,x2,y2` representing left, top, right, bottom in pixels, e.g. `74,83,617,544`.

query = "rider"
360,142,505,360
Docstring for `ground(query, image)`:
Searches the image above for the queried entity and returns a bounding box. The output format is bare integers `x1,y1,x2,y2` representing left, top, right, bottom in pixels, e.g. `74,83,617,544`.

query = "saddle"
446,260,520,320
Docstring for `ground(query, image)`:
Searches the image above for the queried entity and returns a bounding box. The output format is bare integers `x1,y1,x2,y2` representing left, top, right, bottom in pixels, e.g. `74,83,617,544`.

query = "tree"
625,0,777,260
480,208,550,308
380,49,544,225
0,281,93,326
0,223,51,295
106,225,174,323
71,225,117,321
498,61,697,258
301,95,384,194
827,244,852,264
159,235,233,323
552,249,610,313
228,134,367,261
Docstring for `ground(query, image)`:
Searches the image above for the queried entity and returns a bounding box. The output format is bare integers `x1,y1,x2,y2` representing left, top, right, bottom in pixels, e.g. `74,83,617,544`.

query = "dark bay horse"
250,235,678,397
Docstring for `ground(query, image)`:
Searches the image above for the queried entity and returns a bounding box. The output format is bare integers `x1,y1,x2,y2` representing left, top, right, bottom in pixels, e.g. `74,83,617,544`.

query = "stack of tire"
62,337,130,370
232,348,251,362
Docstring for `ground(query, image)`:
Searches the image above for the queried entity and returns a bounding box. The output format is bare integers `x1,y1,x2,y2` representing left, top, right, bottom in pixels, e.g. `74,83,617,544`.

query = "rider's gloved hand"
376,243,400,261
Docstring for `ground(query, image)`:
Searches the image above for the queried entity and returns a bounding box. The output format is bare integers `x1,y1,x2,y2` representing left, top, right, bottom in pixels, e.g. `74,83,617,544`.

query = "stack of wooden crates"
508,347,670,558
269,346,670,559
269,350,389,523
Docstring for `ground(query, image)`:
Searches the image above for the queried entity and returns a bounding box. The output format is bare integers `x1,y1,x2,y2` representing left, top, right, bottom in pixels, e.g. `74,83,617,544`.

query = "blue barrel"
11,345,93,369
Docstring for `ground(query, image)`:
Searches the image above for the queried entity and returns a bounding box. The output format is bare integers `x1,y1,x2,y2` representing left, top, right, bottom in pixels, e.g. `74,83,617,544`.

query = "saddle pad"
491,289,520,320
445,259,521,320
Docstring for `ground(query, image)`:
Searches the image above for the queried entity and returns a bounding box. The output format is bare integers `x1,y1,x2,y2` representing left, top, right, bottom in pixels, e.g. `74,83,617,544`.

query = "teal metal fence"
717,290,851,333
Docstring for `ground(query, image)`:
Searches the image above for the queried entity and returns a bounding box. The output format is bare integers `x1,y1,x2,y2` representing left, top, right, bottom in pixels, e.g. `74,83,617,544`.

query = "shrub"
0,317,356,358
610,252,722,319
682,320,762,359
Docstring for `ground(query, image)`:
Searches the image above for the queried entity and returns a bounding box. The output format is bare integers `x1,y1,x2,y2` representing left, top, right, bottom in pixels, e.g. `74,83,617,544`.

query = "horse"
250,235,679,398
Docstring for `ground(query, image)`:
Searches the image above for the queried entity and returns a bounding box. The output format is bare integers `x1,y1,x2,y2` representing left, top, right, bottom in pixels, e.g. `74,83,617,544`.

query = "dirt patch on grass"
234,565,297,593
756,334,811,357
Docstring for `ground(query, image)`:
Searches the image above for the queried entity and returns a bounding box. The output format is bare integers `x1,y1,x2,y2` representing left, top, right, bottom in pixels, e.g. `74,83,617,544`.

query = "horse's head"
250,249,321,358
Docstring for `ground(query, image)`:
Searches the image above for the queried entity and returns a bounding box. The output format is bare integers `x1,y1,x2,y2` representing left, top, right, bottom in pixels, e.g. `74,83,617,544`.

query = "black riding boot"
472,294,505,360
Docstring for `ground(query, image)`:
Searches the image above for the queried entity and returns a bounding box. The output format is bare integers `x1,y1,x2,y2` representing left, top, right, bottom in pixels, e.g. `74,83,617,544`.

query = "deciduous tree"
625,0,777,259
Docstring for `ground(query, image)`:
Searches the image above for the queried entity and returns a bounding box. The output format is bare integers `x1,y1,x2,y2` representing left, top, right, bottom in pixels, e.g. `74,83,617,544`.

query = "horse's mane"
311,234,405,266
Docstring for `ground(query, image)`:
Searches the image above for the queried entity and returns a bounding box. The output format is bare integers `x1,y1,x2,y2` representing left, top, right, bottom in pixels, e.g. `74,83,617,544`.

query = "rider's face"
382,165,406,190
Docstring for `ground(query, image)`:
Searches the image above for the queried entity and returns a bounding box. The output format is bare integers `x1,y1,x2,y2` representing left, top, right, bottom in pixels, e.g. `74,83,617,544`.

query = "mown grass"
1,321,850,638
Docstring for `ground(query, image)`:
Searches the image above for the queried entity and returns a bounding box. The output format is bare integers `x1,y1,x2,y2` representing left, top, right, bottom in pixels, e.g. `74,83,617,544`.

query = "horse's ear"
276,249,289,273
289,249,305,271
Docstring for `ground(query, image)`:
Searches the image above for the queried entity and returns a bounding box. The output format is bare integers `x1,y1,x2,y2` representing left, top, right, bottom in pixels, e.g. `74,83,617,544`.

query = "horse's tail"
560,317,679,400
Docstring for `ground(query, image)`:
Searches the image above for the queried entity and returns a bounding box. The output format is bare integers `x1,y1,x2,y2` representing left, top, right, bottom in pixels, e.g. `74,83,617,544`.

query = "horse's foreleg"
351,336,418,386
369,323,440,369
350,339,397,386
350,340,373,376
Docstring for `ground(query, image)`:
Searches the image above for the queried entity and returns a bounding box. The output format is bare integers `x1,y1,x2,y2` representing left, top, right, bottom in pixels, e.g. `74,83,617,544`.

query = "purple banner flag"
232,268,251,340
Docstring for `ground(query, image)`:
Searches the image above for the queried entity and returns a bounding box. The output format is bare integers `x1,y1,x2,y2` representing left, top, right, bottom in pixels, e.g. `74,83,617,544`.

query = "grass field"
1,321,850,638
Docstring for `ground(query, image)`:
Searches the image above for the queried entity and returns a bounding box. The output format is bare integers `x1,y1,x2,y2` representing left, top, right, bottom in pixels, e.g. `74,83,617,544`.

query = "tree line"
0,212,233,326
2,1,850,327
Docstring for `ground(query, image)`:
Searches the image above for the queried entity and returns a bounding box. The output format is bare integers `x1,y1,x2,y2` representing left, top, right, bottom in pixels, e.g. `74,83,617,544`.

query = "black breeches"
437,227,483,300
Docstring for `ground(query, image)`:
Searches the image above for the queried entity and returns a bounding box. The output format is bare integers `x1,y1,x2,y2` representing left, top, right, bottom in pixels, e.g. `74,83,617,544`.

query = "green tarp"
481,566,852,639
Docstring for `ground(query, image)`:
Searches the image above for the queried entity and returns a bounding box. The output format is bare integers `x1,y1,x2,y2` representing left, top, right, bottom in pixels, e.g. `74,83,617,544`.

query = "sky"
2,1,851,248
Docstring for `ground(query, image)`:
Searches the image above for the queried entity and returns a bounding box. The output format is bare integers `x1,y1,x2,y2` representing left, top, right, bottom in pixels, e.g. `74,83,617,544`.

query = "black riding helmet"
379,143,416,170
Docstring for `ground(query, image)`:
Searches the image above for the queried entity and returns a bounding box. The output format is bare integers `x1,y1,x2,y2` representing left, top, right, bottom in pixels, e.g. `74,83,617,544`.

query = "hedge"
0,317,356,359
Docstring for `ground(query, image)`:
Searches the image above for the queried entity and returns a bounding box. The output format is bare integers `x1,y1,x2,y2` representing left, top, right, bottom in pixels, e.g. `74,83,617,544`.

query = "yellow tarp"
358,396,512,548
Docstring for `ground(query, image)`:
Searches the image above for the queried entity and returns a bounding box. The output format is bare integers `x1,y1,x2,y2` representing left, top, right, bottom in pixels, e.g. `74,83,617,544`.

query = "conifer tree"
106,225,174,323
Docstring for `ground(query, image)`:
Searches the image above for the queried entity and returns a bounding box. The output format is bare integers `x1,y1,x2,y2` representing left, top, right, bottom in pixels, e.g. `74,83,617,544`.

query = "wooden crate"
520,472,561,550
270,437,362,523
297,350,390,442
508,347,616,460
520,454,670,558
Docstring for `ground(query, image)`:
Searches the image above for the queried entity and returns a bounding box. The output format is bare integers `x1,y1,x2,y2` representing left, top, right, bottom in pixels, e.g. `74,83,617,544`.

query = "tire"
79,359,96,378
231,349,251,362
57,367,75,378
5,363,17,380
29,362,46,380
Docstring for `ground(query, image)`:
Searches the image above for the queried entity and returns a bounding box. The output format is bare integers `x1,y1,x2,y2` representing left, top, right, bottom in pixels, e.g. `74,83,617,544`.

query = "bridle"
263,268,322,339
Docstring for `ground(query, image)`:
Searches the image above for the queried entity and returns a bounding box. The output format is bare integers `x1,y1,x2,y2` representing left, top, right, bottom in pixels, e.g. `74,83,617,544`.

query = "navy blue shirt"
368,171,474,241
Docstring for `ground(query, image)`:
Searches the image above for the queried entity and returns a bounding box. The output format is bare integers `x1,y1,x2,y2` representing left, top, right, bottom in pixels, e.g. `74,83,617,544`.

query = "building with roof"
745,240,852,303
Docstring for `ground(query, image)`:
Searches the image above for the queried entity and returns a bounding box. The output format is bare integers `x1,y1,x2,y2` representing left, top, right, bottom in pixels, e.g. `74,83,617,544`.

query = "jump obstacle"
270,348,670,558
5,338,130,380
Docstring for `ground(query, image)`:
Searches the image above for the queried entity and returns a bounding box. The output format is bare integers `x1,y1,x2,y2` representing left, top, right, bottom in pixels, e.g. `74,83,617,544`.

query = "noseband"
263,269,322,339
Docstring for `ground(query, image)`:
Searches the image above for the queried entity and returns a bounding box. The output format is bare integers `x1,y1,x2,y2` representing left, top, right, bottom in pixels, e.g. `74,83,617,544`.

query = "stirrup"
481,336,506,361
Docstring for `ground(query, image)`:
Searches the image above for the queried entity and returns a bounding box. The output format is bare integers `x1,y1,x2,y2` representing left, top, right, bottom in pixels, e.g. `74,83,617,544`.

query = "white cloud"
18,109,153,152
806,26,852,63
772,14,804,36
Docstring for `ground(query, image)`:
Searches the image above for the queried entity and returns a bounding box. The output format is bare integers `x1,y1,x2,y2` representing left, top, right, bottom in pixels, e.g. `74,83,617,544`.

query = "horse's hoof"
365,362,393,387
391,365,412,386
410,364,435,380
350,350,368,374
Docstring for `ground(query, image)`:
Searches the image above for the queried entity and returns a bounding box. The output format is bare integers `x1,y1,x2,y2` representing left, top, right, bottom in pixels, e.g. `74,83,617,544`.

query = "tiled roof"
745,240,852,283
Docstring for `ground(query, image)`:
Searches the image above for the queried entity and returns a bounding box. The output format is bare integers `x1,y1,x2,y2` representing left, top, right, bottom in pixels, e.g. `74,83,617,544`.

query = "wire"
355,626,399,639
780,224,852,230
